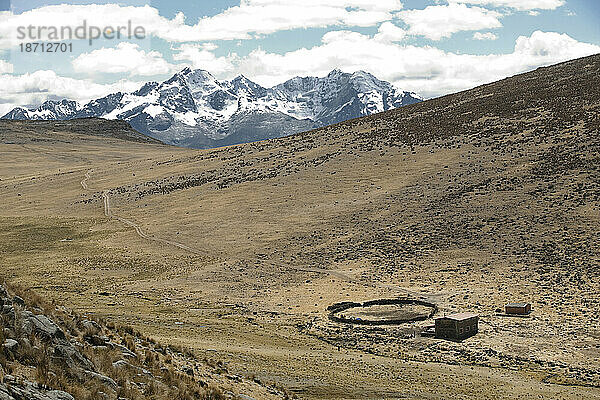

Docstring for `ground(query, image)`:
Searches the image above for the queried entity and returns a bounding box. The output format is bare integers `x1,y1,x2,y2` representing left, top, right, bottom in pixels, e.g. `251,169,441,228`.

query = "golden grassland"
1,55,600,398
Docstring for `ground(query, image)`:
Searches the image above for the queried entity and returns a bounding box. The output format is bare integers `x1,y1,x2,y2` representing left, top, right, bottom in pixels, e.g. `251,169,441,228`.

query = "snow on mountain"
3,99,81,121
2,69,422,149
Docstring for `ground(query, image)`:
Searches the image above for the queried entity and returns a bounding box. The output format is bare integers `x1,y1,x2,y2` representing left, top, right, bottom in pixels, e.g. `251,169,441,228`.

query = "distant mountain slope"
3,99,80,121
1,55,600,399
0,118,164,145
83,54,599,388
1,69,421,149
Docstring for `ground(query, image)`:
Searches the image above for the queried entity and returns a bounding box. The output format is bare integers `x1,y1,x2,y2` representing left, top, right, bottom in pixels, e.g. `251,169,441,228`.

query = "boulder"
84,371,118,391
22,312,66,341
12,297,25,307
111,343,137,359
81,320,101,332
52,343,95,372
3,339,18,351
0,381,74,400
1,306,14,318
83,334,108,347
46,391,75,400
112,360,128,369
111,360,153,377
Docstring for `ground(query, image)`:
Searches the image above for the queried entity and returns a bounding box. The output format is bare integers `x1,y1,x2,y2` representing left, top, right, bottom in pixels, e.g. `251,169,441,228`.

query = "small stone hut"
505,303,531,315
434,312,478,341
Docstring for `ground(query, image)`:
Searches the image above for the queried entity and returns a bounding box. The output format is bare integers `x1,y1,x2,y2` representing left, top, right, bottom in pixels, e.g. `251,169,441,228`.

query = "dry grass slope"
0,283,287,400
0,54,599,399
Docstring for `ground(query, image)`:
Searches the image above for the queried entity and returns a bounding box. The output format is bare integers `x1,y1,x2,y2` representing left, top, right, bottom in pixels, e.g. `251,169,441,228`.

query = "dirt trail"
80,169,92,190
85,170,436,301
101,190,204,255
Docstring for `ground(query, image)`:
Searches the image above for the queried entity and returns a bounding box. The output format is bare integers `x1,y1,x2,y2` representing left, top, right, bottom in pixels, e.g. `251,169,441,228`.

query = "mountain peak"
2,67,422,148
185,69,219,86
172,67,216,82
164,67,216,87
133,82,159,97
230,74,266,97
39,98,79,108
328,68,345,77
351,70,376,79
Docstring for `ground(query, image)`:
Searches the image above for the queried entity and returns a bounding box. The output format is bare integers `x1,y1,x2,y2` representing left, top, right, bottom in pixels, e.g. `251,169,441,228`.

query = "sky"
0,0,599,115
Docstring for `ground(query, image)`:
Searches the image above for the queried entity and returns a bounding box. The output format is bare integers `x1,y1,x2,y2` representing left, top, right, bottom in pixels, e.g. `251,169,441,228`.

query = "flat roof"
435,312,478,321
506,303,530,308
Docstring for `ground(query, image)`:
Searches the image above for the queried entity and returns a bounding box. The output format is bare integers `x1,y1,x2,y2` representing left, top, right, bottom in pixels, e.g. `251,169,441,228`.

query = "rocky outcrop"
0,284,287,399
0,377,74,400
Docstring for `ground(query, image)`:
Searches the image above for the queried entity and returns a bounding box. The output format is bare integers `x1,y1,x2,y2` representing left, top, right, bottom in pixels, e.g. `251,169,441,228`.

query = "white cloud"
171,0,404,41
73,43,177,76
0,104,15,117
0,1,404,49
231,30,600,98
398,4,502,40
449,0,565,11
512,31,599,60
0,5,157,49
473,32,498,40
2,30,598,115
0,70,140,113
172,43,236,73
0,59,12,74
200,43,218,52
374,22,407,43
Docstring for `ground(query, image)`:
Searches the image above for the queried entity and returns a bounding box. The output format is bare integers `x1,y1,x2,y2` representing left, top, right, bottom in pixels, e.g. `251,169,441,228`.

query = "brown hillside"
1,54,599,399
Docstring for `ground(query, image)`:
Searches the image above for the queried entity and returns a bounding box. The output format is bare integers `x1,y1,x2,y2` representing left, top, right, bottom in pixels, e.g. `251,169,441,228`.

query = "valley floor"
1,55,599,399
0,135,598,399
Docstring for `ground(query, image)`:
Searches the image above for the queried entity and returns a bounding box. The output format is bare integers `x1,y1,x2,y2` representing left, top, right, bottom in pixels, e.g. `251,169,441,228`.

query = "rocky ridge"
0,284,286,400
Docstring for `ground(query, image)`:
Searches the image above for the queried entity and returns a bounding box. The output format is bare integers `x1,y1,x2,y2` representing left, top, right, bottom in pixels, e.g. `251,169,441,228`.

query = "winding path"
84,170,434,300
101,189,204,255
80,169,92,190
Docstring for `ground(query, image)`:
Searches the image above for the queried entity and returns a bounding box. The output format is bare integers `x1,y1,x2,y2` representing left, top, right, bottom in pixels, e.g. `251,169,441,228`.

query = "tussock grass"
0,282,233,400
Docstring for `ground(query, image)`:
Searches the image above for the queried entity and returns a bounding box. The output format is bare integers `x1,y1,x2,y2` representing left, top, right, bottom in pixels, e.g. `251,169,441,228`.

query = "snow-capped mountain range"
2,68,422,148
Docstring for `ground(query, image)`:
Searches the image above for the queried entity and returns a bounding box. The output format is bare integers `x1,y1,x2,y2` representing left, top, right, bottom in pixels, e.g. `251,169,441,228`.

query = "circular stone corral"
327,298,437,326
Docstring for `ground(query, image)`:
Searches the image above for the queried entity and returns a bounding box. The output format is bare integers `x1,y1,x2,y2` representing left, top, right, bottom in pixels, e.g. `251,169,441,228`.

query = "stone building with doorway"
434,312,479,341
